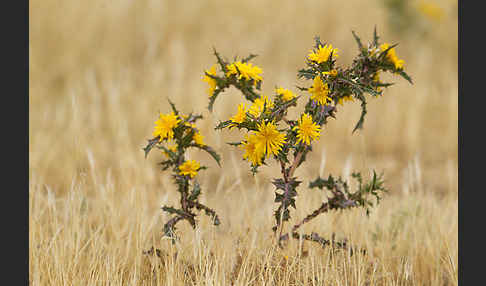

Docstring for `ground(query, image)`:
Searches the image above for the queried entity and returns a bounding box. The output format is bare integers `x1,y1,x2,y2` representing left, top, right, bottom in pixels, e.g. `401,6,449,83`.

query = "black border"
7,0,29,283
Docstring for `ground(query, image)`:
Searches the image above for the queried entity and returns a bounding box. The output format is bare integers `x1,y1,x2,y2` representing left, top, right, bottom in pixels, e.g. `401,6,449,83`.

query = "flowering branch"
143,100,221,242
203,28,411,251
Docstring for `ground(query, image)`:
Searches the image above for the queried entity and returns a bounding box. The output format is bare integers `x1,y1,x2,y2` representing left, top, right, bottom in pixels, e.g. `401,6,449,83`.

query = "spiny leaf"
167,99,179,115
215,120,233,130
352,94,367,134
396,70,413,84
188,181,201,201
351,30,364,51
373,25,380,47
227,141,242,146
198,145,222,167
143,137,160,158
242,53,258,63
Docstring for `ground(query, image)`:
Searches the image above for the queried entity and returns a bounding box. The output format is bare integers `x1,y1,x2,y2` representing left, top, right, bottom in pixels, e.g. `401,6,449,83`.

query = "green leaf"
215,120,233,130
242,53,258,63
198,145,222,167
373,25,380,47
227,141,242,147
351,30,364,51
167,99,179,115
143,137,160,158
352,94,368,134
396,70,413,84
188,181,201,201
297,68,316,80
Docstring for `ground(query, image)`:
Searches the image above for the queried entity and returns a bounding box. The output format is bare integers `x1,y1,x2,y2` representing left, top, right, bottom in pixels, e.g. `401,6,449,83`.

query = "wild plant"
202,28,412,249
143,101,221,241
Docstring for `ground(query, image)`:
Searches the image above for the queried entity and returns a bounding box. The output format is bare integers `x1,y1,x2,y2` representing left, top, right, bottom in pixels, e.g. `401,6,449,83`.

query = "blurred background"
29,1,458,283
29,0,457,199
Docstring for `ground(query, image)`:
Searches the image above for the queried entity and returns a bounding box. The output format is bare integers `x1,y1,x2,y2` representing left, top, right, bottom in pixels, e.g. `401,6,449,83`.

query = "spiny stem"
277,160,288,242
289,150,304,178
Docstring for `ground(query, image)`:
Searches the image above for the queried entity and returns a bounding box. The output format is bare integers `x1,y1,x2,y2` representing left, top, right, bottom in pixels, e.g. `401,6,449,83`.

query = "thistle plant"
143,101,221,240
203,28,412,249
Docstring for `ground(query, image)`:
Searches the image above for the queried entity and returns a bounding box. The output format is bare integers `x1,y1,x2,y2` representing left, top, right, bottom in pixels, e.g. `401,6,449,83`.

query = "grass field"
30,0,457,284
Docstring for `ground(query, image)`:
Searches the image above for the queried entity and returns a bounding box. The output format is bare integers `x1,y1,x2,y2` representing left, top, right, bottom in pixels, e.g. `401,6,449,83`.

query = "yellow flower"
202,65,218,97
254,121,286,157
307,44,339,64
275,87,295,102
178,160,200,178
226,61,263,85
229,103,247,128
293,113,321,145
380,43,405,70
240,134,265,166
323,69,338,77
337,95,355,105
308,76,331,106
163,144,178,157
193,131,206,146
417,1,444,22
248,96,274,118
152,112,181,142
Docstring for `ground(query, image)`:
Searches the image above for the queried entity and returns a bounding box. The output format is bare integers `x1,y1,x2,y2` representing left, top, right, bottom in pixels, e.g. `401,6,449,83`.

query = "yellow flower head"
202,65,218,97
153,112,181,142
380,43,405,70
308,76,331,106
417,1,444,22
229,103,247,128
193,131,206,146
254,121,287,157
226,61,263,85
275,87,296,102
307,44,339,64
178,160,200,178
248,96,274,118
240,134,265,166
293,113,321,145
337,95,355,105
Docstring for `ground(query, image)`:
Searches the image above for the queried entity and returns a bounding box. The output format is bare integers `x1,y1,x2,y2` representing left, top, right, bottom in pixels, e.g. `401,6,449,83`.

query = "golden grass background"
29,0,457,285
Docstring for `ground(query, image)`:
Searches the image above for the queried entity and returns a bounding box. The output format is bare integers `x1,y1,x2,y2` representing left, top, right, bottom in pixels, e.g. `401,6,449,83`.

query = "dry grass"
30,0,457,285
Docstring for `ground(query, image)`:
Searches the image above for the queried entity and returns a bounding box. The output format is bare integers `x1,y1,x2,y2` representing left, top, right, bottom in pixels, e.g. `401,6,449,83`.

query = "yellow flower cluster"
226,61,263,85
293,113,321,145
153,112,206,147
202,65,218,97
308,76,331,106
240,121,286,166
153,112,181,141
307,44,339,64
275,87,296,102
380,43,405,70
179,160,201,178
